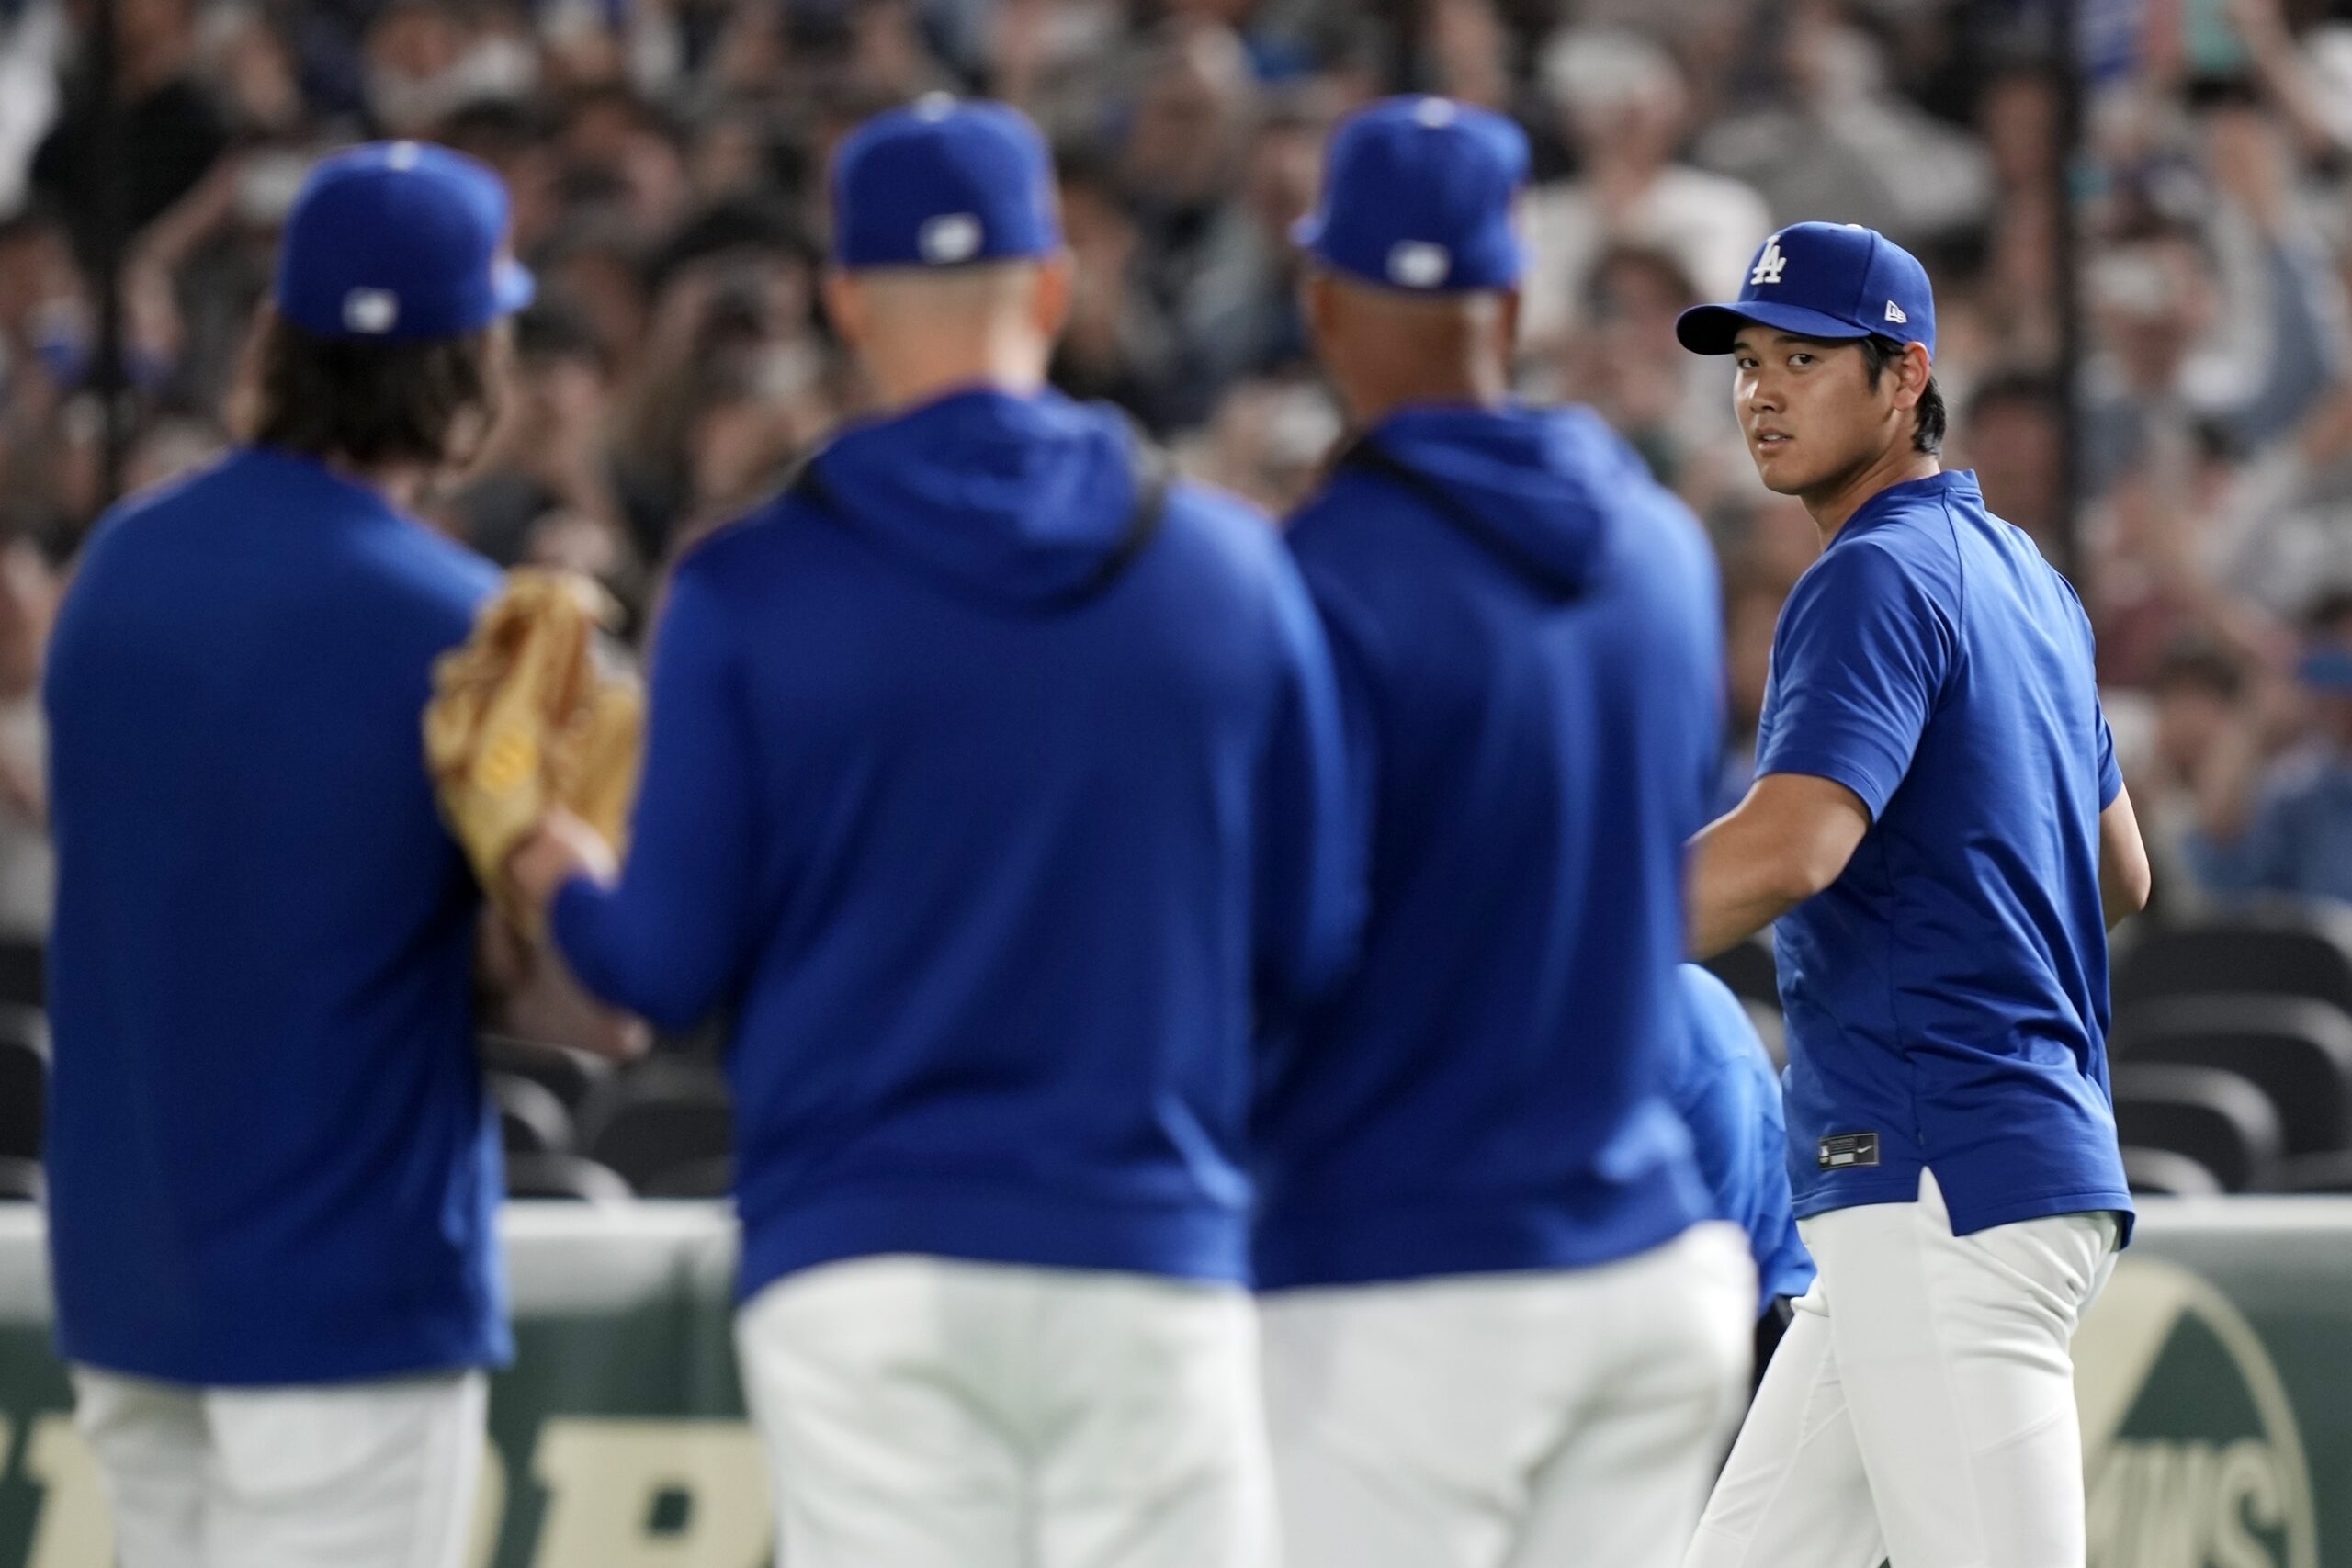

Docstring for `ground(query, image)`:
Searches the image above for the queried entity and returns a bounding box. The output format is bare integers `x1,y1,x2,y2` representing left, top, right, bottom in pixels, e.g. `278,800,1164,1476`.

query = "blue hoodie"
1255,404,1723,1290
1673,966,1815,1313
552,389,1354,1300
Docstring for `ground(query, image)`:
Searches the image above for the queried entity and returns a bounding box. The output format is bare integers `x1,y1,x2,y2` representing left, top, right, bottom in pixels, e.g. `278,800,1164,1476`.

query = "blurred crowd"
1,0,2350,935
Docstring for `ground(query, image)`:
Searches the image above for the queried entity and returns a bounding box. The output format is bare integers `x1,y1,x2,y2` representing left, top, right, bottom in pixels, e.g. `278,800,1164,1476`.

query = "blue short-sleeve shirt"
1757,470,2132,1238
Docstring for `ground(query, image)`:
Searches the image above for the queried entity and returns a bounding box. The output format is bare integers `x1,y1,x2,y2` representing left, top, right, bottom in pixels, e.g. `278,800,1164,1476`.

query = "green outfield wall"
0,1201,2346,1566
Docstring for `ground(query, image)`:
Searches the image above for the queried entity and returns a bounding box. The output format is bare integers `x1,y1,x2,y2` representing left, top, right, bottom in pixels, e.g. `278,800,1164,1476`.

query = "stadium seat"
491,1072,575,1157
2110,995,2352,1157
0,937,43,1010
0,1156,40,1202
2110,1063,2285,1192
503,1152,633,1202
1704,938,1779,1010
2271,1151,2352,1194
2120,1145,2223,1197
577,1060,733,1192
0,1013,46,1164
479,1032,615,1112
639,1156,732,1200
2113,903,2352,1018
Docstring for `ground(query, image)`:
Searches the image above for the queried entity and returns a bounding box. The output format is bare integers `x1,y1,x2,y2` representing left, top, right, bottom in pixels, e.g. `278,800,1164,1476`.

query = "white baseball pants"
1684,1168,2121,1568
1261,1221,1757,1568
733,1253,1275,1568
70,1365,486,1568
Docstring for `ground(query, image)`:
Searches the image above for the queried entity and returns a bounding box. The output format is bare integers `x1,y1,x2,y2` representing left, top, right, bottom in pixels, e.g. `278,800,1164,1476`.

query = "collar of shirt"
1833,468,1981,545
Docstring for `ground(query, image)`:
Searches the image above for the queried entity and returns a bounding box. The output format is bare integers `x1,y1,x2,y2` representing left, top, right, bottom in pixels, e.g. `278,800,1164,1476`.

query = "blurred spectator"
2081,102,2344,496
0,208,95,547
360,0,536,140
438,97,562,253
2184,592,2352,903
1958,372,2067,559
1175,83,1326,400
31,0,228,269
446,299,642,602
614,239,831,559
119,408,220,491
552,84,691,238
2211,385,2352,615
1520,25,1770,350
1417,0,1510,114
2140,638,2267,919
1052,145,1184,422
0,0,63,218
1117,22,1265,429
1548,243,1736,494
1188,373,1338,514
2086,418,2289,687
0,530,53,939
1695,0,1992,250
534,213,652,376
0,0,2332,925
1713,564,1787,819
1973,63,2065,367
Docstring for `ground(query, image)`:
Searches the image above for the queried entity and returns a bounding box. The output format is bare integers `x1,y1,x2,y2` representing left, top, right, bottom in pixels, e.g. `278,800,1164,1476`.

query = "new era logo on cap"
1885,299,1907,323
342,288,399,334
1387,242,1451,289
919,214,984,265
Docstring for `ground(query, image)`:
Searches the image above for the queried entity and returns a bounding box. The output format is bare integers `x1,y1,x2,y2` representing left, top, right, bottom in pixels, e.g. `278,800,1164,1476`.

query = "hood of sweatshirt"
1355,403,1647,593
804,388,1148,606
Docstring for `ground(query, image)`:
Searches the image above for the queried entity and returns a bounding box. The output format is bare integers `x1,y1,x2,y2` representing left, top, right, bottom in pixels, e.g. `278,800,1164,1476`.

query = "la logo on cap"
920,213,983,265
1388,241,1450,289
343,288,399,334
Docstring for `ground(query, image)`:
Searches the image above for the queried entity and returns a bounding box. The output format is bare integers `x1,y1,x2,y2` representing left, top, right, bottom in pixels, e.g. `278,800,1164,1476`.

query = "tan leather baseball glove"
424,570,643,928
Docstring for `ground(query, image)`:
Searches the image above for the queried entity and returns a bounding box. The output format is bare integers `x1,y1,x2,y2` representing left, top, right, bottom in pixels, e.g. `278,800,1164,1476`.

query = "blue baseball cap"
1295,96,1528,294
275,141,535,343
1676,221,1935,357
831,96,1060,270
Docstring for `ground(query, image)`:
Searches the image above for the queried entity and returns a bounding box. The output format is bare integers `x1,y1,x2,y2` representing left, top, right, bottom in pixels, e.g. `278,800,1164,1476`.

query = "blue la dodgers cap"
275,141,535,343
831,95,1061,270
1295,96,1529,294
1676,221,1936,357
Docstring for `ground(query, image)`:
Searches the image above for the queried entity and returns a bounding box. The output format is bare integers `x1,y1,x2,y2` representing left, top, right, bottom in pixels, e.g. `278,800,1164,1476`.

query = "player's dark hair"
249,315,506,470
1856,334,1945,456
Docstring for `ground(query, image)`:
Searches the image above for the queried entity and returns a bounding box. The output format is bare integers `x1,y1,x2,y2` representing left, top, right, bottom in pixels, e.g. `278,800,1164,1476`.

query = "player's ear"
820,269,866,350
1299,269,1337,354
1893,342,1932,412
1034,250,1075,341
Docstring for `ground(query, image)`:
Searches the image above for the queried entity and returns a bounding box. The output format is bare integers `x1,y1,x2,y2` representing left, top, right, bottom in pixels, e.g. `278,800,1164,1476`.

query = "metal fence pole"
2053,0,2087,583
89,0,130,510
